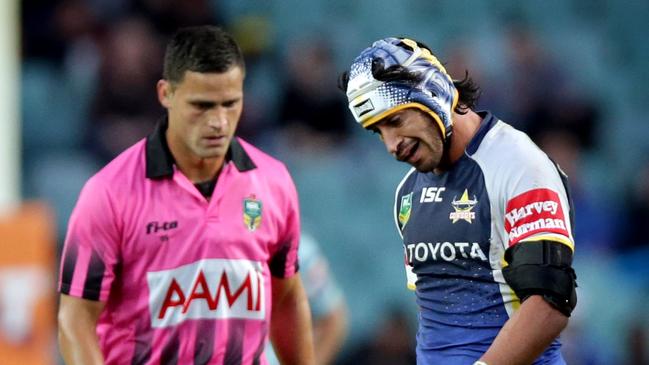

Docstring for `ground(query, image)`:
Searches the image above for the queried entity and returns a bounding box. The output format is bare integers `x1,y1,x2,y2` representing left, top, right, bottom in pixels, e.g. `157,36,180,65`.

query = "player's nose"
381,129,400,156
207,109,227,130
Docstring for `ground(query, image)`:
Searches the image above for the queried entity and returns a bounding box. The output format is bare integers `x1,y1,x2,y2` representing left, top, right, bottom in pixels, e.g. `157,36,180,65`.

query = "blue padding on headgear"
345,37,458,140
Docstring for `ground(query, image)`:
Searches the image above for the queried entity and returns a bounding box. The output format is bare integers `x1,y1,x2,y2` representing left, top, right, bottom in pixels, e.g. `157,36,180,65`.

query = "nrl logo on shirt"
243,194,262,231
449,189,478,224
399,192,413,226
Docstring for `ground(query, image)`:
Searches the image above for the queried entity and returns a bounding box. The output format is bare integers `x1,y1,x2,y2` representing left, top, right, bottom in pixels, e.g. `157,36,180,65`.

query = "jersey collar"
145,117,257,179
465,111,498,156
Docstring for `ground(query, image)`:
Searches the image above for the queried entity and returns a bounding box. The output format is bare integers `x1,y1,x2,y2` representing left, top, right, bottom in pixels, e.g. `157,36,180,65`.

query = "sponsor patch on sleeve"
504,188,569,246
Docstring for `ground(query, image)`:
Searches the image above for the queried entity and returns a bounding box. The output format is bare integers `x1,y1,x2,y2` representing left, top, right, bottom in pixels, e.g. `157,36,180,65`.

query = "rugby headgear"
344,38,459,141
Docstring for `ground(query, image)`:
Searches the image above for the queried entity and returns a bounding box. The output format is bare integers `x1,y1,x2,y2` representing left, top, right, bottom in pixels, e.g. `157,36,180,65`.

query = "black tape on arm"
502,240,577,317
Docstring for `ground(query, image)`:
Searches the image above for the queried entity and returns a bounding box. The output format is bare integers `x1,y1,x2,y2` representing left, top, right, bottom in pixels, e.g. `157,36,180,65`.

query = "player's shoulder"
468,114,566,199
236,138,292,180
395,167,418,199
86,139,147,194
469,115,552,174
72,141,144,216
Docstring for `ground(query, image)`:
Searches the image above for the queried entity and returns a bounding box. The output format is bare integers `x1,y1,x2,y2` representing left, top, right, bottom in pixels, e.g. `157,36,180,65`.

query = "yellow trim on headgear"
400,37,460,112
399,38,449,75
361,102,447,139
451,87,459,113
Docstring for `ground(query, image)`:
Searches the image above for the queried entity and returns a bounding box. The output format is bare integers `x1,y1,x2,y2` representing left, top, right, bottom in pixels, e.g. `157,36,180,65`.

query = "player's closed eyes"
386,115,403,127
222,99,240,108
191,101,216,110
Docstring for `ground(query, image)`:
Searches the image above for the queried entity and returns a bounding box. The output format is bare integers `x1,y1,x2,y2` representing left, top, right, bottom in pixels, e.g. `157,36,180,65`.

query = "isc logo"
420,187,445,203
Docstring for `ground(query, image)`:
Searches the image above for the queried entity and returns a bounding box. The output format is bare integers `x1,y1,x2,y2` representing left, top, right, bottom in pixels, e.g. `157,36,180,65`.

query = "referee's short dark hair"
163,25,245,85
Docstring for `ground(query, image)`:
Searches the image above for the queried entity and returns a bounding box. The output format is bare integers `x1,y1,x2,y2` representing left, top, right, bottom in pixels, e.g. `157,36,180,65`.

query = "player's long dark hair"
451,71,481,114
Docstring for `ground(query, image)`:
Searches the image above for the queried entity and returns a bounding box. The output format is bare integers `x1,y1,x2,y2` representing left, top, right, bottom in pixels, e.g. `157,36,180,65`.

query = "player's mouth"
397,140,419,163
202,135,226,146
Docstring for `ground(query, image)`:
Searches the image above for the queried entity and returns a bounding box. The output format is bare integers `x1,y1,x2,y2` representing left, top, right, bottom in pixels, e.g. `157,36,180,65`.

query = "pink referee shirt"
58,119,300,365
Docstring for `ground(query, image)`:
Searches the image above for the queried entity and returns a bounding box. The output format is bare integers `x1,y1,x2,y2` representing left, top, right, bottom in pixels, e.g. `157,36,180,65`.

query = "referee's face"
370,108,444,172
159,66,244,161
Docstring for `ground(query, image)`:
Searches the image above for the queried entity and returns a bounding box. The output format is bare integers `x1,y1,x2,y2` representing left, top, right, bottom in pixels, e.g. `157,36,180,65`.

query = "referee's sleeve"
58,177,120,301
269,168,300,278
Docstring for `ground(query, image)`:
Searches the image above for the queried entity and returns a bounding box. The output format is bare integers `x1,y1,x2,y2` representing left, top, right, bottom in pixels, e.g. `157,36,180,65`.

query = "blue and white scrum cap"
345,37,458,140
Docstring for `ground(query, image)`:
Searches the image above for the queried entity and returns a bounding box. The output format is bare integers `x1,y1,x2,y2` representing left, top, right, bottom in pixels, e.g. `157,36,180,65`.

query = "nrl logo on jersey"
399,192,413,226
449,189,478,224
243,194,262,231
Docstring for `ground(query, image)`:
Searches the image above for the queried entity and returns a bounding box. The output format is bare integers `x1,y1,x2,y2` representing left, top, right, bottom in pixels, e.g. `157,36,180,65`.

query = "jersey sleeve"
269,166,301,278
403,252,417,291
502,152,574,250
394,168,417,290
58,176,121,301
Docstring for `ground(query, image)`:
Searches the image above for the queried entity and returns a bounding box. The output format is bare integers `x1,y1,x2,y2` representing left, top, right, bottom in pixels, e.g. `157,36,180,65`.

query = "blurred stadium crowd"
8,0,649,364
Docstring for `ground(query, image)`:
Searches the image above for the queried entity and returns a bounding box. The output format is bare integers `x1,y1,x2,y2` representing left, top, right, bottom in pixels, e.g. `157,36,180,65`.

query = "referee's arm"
58,294,106,365
270,274,316,365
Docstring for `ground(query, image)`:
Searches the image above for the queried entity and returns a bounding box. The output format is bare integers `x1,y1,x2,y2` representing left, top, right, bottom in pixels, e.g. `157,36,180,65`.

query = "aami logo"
146,259,265,328
504,188,569,245
146,221,178,235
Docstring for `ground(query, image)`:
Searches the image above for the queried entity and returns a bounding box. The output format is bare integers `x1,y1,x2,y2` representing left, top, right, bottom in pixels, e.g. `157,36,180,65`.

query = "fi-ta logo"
146,221,178,235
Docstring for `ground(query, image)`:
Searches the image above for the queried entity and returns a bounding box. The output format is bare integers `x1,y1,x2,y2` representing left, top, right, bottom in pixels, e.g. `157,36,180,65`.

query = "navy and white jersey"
394,112,573,364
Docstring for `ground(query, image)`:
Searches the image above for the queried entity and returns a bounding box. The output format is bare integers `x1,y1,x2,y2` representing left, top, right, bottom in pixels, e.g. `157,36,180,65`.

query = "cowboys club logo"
449,189,478,224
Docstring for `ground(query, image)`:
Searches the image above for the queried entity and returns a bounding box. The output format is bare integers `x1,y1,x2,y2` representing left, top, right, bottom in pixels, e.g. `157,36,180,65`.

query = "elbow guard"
502,240,577,317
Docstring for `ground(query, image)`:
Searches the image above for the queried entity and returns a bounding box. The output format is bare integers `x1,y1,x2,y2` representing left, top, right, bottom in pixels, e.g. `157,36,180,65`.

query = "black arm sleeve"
502,240,577,316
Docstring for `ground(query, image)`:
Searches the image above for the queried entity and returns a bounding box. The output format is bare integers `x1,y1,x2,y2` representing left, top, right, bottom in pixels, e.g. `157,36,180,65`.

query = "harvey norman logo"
147,259,265,328
504,188,569,245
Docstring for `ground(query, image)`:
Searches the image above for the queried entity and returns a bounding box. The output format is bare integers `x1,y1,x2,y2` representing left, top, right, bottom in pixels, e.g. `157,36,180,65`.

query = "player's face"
370,108,445,172
158,67,244,159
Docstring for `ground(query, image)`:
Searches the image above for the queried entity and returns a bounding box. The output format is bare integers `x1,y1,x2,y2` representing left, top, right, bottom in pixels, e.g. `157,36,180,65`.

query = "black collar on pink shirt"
145,117,257,180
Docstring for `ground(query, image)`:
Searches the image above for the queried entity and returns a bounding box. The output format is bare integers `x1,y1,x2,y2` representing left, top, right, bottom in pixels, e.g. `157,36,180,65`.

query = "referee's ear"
157,79,172,109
